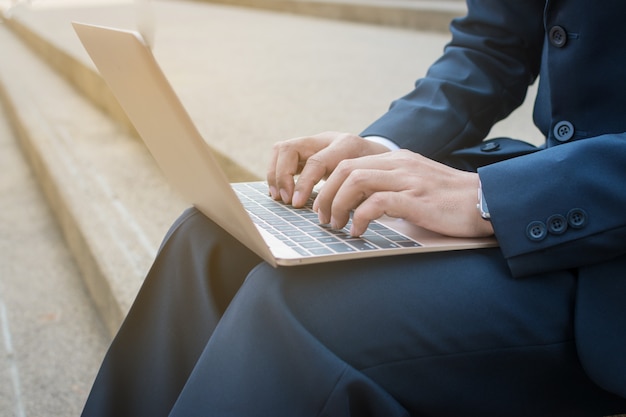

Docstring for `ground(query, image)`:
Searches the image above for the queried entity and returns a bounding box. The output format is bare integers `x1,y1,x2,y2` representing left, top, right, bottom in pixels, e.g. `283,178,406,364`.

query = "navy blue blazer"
362,0,626,398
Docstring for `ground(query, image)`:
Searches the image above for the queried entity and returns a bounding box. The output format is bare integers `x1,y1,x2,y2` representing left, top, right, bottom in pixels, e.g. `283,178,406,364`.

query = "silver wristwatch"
477,180,491,220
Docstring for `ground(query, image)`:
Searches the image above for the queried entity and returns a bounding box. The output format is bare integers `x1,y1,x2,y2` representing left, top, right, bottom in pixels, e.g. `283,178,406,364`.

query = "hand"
266,132,390,207
313,150,495,238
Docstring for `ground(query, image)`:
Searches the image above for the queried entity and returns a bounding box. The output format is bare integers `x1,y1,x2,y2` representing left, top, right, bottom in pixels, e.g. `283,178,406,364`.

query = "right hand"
266,131,390,207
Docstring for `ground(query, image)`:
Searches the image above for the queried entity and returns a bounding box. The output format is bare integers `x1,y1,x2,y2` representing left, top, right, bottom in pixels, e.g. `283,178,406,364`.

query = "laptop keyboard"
232,182,421,257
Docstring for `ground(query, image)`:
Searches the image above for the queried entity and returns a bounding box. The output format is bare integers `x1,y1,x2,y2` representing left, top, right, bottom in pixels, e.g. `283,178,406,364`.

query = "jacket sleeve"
478,134,626,278
360,0,545,160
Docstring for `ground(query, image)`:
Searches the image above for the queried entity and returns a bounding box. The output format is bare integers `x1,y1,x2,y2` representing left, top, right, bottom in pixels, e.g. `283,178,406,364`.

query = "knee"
158,207,243,259
160,208,213,247
235,262,340,328
234,263,299,316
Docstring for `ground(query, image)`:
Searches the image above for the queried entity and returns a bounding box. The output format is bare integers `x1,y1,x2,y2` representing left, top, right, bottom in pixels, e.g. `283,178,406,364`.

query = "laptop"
72,22,497,267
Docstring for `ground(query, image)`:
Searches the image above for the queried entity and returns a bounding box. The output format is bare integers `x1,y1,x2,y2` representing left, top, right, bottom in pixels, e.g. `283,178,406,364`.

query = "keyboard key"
346,240,377,251
327,242,357,253
361,235,400,249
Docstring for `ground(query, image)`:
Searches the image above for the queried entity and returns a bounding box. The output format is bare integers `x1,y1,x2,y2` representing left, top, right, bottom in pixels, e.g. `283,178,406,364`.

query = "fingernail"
279,189,290,203
269,186,278,199
292,191,302,206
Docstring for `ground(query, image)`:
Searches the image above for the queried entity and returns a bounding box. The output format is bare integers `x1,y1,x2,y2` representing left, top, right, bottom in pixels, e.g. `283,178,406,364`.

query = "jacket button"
567,208,588,229
553,121,574,142
527,221,547,241
481,141,500,152
549,25,567,48
547,214,568,235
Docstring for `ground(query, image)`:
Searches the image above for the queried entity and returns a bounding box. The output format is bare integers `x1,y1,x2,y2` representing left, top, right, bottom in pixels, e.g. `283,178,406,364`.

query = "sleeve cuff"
363,135,401,151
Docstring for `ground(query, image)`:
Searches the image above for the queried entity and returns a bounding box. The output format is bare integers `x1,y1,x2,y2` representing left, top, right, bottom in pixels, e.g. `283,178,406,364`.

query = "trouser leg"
169,249,626,417
82,208,262,417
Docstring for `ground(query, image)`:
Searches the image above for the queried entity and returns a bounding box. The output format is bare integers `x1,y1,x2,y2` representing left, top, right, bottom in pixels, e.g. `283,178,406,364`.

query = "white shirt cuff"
363,135,401,151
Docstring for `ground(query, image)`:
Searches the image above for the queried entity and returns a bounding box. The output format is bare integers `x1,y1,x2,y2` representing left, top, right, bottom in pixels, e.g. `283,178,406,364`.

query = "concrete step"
0,18,188,335
0,66,108,416
0,0,470,179
2,0,541,178
2,1,259,182
187,0,467,33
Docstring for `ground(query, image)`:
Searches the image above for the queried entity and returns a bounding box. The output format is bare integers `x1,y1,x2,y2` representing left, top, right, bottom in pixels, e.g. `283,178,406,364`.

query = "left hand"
313,150,495,238
266,132,389,207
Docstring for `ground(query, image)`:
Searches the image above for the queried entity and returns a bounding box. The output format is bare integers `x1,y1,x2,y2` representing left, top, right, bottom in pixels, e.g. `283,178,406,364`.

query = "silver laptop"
73,22,497,267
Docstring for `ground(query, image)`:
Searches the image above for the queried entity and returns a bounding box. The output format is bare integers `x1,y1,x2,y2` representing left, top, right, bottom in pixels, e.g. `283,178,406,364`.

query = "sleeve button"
547,214,568,235
527,221,548,241
567,208,588,229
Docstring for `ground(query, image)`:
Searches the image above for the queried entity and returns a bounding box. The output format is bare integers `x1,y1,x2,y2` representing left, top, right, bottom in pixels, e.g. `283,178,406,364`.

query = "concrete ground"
2,0,543,177
0,103,108,415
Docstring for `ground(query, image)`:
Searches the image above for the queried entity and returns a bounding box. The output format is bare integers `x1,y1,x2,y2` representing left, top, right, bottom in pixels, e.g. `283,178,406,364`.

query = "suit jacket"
361,0,626,398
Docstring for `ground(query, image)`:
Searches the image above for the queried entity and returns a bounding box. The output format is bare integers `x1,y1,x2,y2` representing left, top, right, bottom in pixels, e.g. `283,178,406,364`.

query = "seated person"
81,1,626,416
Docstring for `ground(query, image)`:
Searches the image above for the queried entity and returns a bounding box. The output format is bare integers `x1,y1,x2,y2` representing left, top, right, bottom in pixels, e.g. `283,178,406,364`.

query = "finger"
271,141,306,203
350,191,409,236
315,154,402,225
270,134,336,204
336,168,407,230
293,133,388,208
292,150,329,207
329,169,376,228
301,143,360,212
312,161,348,224
266,144,281,200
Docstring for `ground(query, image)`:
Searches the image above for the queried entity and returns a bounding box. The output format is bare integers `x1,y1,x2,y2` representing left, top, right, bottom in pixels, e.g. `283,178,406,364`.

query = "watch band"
477,180,491,220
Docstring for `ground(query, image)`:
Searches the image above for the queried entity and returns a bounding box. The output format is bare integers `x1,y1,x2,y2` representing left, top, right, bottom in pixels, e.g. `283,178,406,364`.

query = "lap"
170,209,609,415
167,207,578,375
242,249,576,361
88,208,626,416
240,251,581,402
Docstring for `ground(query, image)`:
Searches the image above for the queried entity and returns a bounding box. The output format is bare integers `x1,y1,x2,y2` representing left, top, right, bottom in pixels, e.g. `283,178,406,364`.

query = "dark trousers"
82,208,626,417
